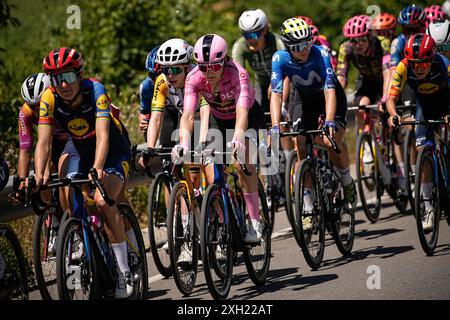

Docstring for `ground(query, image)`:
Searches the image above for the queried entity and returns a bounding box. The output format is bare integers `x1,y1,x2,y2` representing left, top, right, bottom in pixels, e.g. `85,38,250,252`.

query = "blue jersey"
271,45,337,95
139,77,155,115
390,33,407,69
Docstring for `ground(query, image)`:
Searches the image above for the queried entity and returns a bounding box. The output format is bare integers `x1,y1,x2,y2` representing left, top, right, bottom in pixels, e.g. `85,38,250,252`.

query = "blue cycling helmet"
145,45,161,76
398,5,426,27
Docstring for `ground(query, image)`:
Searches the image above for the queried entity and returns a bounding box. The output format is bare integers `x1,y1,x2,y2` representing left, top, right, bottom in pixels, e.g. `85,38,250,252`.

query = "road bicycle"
199,148,271,299
0,223,28,300
30,168,148,300
281,126,355,270
394,116,450,255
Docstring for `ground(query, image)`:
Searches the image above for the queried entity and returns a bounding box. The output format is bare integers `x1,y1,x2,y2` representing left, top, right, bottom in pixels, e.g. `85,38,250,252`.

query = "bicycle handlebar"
280,128,341,154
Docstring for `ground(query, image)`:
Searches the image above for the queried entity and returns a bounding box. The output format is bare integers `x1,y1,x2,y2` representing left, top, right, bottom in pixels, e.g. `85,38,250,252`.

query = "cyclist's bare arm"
35,126,53,185
147,111,163,148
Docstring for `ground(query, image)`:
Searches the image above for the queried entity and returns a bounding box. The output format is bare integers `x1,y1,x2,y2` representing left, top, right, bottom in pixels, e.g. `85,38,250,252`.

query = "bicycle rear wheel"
167,182,198,296
33,209,61,300
148,172,172,278
200,184,233,300
355,132,382,222
119,204,149,300
243,179,271,285
0,224,28,300
56,218,99,300
329,172,355,256
414,146,440,255
294,159,325,270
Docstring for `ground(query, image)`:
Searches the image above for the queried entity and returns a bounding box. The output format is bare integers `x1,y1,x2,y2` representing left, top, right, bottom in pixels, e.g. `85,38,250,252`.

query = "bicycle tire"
0,224,29,300
200,184,233,300
414,146,440,255
403,128,416,212
167,182,198,296
148,172,172,278
32,209,60,300
294,159,325,270
119,203,149,300
355,132,382,222
243,179,271,285
56,217,99,300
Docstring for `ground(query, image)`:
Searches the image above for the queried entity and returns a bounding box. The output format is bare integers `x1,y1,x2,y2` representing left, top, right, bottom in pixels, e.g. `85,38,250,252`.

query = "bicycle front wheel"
414,146,440,255
404,128,416,212
148,172,172,278
355,132,382,222
294,159,325,270
0,224,28,301
56,218,99,300
200,184,233,300
167,182,199,296
243,179,271,285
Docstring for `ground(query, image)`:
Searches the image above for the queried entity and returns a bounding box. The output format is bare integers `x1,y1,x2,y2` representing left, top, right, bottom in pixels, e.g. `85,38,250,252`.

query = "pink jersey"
18,103,68,151
184,60,255,120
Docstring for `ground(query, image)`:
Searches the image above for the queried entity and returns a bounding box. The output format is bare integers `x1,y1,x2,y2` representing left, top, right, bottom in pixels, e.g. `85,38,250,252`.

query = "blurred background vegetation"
0,0,439,244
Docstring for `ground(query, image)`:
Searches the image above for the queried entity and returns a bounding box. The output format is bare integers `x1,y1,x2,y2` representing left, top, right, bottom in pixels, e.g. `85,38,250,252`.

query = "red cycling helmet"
310,25,320,44
424,5,445,27
343,15,371,38
372,12,397,31
43,47,83,73
404,33,436,61
296,16,313,26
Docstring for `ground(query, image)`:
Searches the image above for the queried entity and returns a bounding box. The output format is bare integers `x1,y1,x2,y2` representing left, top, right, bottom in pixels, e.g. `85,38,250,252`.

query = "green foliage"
0,0,443,217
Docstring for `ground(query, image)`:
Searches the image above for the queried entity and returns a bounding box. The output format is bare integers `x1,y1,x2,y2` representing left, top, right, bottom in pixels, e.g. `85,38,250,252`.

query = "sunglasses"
410,61,432,70
243,30,263,40
162,65,185,75
198,60,225,73
350,37,368,44
287,40,312,52
50,71,78,87
437,43,450,53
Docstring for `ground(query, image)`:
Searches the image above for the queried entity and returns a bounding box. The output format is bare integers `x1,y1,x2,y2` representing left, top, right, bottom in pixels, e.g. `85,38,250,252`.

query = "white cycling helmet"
238,9,269,33
21,73,51,106
156,38,193,66
427,19,450,45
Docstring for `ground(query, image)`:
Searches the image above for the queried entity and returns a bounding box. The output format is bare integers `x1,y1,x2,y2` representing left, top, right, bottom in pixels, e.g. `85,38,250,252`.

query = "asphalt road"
27,190,450,301
141,197,450,300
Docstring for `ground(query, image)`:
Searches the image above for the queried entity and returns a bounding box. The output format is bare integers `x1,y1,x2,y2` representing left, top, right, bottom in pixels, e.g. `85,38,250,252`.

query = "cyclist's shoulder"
374,35,391,52
232,37,248,52
39,87,55,106
272,49,290,63
19,103,34,117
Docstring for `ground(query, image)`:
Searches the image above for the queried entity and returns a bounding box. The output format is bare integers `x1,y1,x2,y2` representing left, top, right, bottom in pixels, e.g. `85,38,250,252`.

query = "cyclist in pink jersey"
173,34,266,244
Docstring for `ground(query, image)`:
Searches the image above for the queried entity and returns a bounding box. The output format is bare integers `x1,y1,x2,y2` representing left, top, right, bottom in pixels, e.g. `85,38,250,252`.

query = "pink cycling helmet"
310,25,320,43
343,15,371,38
193,34,228,64
425,5,445,27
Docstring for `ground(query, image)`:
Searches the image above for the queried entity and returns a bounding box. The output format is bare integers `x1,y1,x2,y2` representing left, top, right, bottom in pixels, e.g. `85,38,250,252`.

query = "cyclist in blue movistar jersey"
270,18,357,211
138,46,161,139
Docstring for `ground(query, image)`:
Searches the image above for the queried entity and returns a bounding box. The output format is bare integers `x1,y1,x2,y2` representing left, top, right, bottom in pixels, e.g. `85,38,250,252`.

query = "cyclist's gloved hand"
171,144,188,165
324,120,336,140
195,141,207,155
227,139,246,162
388,114,400,128
138,147,155,168
377,96,387,112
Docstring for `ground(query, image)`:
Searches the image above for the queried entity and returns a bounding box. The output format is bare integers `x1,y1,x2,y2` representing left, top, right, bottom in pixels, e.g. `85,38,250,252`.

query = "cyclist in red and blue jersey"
138,46,160,138
35,47,134,299
270,18,357,213
387,34,450,231
390,5,427,105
